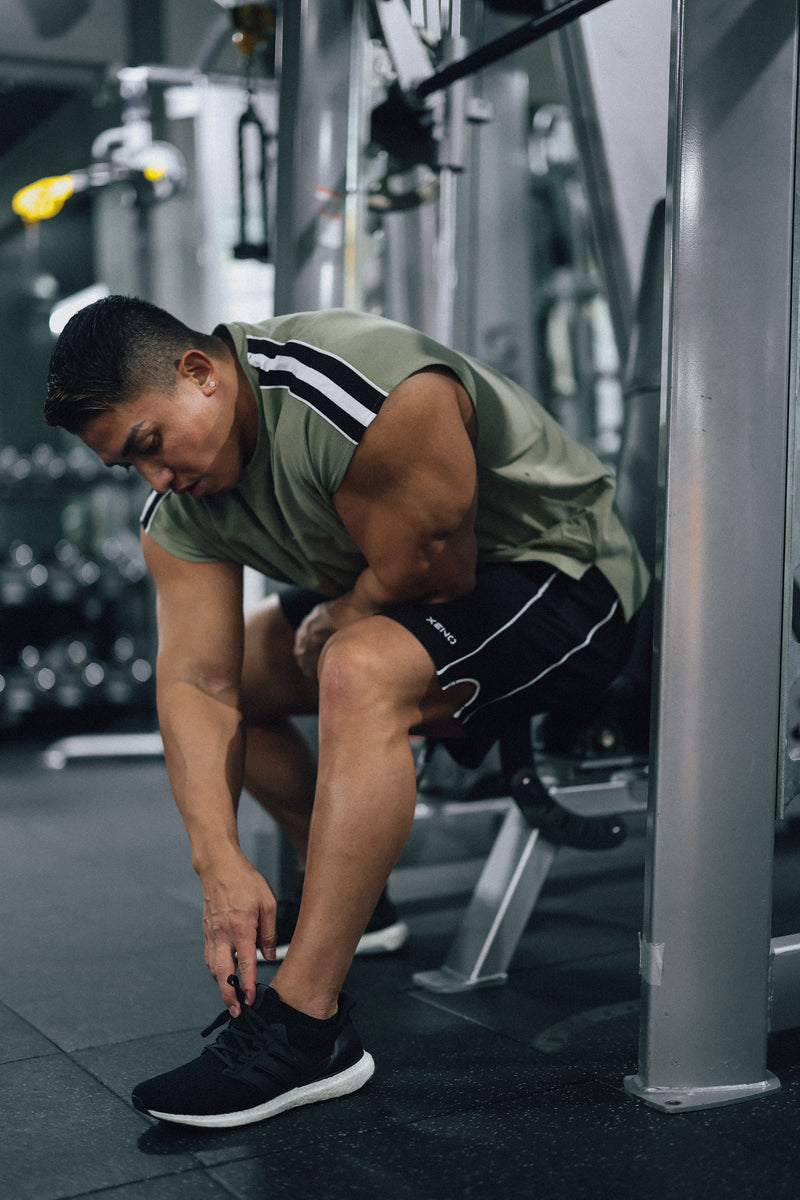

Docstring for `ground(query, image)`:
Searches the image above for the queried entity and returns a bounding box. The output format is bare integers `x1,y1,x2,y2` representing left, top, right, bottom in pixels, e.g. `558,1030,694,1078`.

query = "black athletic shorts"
279,562,635,762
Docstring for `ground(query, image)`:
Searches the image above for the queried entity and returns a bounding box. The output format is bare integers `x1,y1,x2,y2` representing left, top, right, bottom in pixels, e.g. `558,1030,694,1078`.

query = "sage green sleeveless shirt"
141,309,649,620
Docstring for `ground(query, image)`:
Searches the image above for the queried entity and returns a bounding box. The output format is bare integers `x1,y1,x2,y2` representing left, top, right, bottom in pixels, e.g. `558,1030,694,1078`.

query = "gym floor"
4,737,800,1200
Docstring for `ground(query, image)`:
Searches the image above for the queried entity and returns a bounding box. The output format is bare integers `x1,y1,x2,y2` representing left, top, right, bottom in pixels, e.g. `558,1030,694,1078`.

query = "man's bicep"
332,372,478,599
335,373,476,540
141,530,244,681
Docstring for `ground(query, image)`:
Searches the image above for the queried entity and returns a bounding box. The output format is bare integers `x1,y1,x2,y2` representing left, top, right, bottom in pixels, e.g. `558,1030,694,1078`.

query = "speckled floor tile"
0,1054,196,1200
3,746,800,1199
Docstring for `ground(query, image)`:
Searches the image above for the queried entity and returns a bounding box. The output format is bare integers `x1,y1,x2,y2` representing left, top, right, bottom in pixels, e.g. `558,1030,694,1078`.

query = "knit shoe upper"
131,978,374,1129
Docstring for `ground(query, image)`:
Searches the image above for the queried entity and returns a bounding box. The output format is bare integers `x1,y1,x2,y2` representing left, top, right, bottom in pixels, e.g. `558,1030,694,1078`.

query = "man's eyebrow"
119,421,145,460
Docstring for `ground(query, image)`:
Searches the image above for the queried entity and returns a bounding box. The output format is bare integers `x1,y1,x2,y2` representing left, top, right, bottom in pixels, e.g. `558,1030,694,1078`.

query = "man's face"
82,372,244,499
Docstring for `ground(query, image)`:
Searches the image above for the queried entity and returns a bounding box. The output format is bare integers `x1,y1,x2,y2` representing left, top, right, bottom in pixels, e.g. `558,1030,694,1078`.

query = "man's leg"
131,568,632,1128
239,594,319,863
240,593,410,964
268,614,470,1019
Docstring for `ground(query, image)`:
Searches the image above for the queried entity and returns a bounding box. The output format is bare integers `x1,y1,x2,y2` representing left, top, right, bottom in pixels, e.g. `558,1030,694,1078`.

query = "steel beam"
624,0,798,1113
273,0,353,313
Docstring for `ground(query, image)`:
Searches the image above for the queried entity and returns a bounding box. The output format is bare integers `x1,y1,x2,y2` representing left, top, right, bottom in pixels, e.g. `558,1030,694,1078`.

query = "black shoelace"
200,975,271,1068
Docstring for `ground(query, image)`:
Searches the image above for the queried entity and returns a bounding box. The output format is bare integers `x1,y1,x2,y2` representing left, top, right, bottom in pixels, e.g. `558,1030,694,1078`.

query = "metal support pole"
624,0,799,1113
432,32,468,346
414,803,559,992
273,0,353,313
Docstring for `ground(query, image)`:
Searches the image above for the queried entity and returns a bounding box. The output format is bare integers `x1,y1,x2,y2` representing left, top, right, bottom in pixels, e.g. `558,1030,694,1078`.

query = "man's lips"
171,479,204,497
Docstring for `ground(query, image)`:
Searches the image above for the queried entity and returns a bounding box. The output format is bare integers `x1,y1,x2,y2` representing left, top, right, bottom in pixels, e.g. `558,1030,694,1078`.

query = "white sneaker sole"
144,1049,376,1129
257,920,408,964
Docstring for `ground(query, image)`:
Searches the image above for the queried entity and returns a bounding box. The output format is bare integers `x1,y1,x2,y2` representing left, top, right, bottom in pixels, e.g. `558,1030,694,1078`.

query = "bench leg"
413,802,558,992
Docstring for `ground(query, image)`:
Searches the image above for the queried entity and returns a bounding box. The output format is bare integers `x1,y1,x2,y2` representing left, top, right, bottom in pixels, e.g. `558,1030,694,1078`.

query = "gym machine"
363,0,800,1117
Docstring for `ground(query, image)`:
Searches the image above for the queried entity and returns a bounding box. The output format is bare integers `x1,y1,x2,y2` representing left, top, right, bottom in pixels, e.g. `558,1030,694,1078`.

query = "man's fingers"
207,947,240,1014
204,920,255,1013
200,861,278,1012
207,945,256,1014
236,951,258,1009
293,602,337,678
259,933,277,963
259,913,278,964
207,930,271,1013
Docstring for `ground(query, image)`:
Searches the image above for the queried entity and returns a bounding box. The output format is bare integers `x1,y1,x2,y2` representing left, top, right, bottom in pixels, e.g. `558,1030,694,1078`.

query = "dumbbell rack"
0,442,157,739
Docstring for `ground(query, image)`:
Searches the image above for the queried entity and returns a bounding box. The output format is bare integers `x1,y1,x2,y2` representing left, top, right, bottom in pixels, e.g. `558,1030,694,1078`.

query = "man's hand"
199,848,278,1014
294,591,381,677
293,601,340,678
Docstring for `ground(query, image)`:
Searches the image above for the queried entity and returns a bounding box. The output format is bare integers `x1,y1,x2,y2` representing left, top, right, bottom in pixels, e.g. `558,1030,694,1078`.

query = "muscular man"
45,297,648,1128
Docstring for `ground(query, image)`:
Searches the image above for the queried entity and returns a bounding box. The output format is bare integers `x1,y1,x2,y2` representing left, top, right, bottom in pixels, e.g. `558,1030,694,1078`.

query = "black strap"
235,98,271,261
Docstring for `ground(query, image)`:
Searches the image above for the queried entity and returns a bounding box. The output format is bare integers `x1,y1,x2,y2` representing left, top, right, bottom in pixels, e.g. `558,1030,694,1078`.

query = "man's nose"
140,461,174,493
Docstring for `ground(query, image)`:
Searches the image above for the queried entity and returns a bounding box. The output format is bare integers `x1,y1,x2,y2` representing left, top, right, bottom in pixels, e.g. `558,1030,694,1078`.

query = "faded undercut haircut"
44,294,219,435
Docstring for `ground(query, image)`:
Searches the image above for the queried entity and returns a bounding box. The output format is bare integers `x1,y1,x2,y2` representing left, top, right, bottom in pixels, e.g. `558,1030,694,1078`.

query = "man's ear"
178,349,217,393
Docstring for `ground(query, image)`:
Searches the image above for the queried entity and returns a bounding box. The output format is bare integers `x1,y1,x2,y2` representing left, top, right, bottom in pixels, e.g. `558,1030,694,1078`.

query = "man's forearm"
329,552,475,625
157,677,246,873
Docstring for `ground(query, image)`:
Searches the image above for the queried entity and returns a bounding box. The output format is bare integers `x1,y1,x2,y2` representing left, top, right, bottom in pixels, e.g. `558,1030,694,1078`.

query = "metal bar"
0,58,249,91
42,733,163,770
551,20,634,364
779,0,800,819
624,0,798,1114
413,803,559,992
413,766,646,994
0,55,107,89
273,0,352,312
413,0,614,100
770,935,800,1033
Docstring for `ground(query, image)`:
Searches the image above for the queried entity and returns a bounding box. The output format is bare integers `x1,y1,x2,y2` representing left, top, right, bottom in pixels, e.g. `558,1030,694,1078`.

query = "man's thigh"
381,562,632,740
264,566,632,743
278,587,472,738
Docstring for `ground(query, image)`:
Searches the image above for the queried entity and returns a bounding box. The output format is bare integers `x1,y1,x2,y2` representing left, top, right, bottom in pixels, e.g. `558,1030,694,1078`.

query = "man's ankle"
269,980,338,1021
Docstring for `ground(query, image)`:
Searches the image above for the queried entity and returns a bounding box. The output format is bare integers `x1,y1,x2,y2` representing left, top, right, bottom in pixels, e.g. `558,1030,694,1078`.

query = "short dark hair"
44,294,219,434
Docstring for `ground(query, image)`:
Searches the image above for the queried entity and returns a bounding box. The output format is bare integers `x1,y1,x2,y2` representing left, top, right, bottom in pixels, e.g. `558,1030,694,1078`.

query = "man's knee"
317,621,390,703
317,617,452,730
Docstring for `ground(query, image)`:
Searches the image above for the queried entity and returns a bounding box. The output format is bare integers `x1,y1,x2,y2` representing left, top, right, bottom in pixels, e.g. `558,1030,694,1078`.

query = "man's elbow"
438,564,476,603
156,652,242,709
425,536,477,602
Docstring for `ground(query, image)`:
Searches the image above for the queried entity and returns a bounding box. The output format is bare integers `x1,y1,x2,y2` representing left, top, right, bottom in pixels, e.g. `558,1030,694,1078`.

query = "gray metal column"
624,0,799,1112
273,0,354,313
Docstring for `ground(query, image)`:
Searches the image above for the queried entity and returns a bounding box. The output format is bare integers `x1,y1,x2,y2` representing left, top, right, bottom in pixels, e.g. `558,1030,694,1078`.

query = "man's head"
45,295,257,498
44,294,217,435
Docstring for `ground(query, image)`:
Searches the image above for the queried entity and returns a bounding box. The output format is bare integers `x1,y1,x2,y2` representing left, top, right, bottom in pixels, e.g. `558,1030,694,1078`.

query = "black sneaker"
131,977,374,1129
257,884,408,963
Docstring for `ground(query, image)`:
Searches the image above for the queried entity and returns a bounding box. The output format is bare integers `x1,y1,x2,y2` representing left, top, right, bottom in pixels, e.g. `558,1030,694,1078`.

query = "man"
45,296,649,1129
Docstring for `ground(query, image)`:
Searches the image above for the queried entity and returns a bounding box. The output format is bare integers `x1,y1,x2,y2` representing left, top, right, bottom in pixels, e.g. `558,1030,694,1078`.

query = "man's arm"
142,531,276,1012
294,367,478,674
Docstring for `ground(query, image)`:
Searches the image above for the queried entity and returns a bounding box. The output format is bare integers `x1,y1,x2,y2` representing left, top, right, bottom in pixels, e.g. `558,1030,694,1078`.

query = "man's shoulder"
140,488,233,563
223,310,478,415
225,309,387,346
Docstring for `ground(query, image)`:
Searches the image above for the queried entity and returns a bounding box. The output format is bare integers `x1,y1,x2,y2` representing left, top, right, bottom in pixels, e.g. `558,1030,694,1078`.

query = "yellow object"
142,161,167,182
12,175,75,223
231,2,275,54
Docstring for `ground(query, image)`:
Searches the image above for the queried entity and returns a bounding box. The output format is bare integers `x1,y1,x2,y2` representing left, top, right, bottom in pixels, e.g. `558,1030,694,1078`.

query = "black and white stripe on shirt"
140,336,388,531
246,336,388,444
140,489,168,533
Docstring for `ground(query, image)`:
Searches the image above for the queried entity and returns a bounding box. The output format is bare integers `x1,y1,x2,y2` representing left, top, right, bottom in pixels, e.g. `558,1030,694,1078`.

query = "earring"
209,380,217,388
